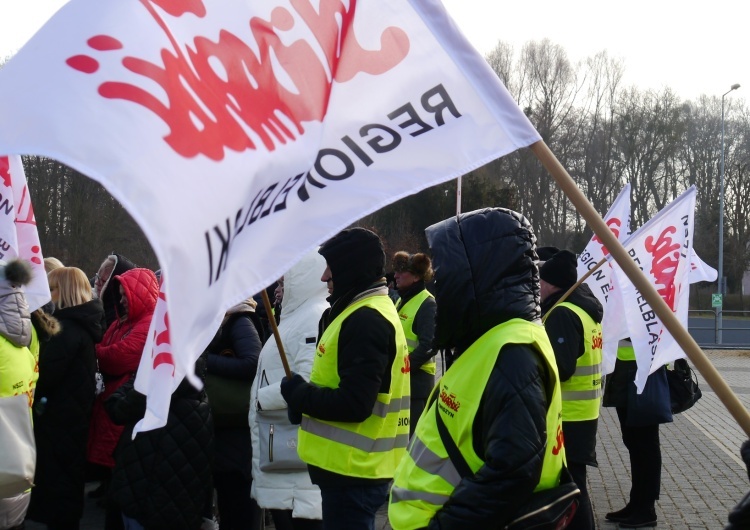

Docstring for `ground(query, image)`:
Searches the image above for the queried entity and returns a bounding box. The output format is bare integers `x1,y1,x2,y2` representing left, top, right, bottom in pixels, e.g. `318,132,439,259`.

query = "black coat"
422,208,556,529
106,362,214,530
206,311,261,477
27,299,106,525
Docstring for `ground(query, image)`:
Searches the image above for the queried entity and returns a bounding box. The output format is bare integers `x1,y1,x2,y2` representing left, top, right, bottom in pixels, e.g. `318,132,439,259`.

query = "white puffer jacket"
249,249,329,519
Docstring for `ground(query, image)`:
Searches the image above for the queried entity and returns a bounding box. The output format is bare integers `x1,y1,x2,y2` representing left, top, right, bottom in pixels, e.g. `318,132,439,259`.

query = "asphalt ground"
24,349,750,529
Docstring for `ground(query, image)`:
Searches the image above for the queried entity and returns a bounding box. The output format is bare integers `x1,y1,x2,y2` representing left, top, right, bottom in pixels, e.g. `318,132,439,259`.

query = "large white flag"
577,184,632,307
0,0,541,429
0,156,50,311
603,187,697,391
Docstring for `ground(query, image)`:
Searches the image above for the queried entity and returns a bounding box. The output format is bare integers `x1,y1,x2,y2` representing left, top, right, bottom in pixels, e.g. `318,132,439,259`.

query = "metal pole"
718,83,740,344
718,93,726,344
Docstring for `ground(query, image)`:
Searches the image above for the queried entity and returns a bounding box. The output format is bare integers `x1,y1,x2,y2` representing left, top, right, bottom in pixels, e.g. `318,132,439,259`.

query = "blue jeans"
320,483,389,530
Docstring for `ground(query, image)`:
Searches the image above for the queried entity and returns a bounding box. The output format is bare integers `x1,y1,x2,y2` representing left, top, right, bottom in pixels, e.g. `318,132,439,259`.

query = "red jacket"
87,268,159,468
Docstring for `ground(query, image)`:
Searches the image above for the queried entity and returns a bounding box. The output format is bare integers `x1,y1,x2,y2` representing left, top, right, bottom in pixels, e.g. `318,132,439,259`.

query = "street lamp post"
717,83,741,344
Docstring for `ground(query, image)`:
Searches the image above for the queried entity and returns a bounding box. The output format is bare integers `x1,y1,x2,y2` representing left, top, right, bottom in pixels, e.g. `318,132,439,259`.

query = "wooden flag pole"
530,140,750,437
542,256,607,324
261,289,292,378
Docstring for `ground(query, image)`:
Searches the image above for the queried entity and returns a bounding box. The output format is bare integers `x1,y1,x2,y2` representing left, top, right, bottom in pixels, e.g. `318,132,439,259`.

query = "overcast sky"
1,1,747,102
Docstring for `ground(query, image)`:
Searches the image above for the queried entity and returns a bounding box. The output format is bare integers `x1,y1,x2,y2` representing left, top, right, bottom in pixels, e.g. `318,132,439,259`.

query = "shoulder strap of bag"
430,391,472,479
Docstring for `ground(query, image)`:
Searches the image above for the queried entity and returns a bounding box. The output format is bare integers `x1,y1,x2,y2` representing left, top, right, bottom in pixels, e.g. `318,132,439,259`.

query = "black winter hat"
319,227,385,299
536,246,560,262
539,250,577,290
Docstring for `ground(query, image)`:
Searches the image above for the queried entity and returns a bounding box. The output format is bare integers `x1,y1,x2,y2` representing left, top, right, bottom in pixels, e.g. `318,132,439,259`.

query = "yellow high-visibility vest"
396,289,436,375
553,302,603,422
297,294,411,479
388,319,565,530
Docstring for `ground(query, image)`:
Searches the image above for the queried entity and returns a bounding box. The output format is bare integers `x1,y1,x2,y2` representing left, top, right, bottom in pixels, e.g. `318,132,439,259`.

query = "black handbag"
433,403,580,530
666,358,702,414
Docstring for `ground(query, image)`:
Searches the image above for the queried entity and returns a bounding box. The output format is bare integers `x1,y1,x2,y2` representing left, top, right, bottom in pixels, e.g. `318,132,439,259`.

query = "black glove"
281,373,306,425
280,372,306,402
287,406,303,425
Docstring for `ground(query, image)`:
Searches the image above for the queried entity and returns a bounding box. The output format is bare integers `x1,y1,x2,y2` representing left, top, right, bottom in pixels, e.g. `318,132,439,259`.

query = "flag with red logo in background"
0,0,541,431
576,184,632,308
0,155,50,312
602,186,697,391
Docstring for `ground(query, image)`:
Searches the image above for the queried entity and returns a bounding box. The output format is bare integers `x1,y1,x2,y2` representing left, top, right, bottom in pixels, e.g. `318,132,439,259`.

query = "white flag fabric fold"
0,0,540,430
133,275,178,436
602,187,697,391
0,156,50,311
689,248,718,283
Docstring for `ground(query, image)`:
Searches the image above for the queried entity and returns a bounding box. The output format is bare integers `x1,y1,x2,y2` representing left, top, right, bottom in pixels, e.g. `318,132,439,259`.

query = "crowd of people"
2,207,750,530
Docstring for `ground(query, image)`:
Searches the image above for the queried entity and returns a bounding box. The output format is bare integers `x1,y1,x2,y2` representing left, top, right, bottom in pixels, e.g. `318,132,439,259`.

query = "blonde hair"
44,257,64,274
48,267,93,309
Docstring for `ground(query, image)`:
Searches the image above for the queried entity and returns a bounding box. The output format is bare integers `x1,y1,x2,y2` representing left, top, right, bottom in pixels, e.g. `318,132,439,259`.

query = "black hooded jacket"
422,208,556,530
283,228,397,487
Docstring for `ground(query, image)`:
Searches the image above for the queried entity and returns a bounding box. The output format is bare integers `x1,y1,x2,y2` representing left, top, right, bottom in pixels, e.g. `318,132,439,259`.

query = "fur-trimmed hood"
0,259,34,347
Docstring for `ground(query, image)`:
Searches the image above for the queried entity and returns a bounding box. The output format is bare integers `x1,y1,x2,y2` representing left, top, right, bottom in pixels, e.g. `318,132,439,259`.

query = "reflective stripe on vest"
297,294,410,480
396,289,436,375
618,343,636,361
388,319,565,529
554,302,603,422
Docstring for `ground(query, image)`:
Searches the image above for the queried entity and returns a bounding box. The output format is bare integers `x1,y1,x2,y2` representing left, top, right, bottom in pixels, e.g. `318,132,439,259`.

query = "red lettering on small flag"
0,157,10,188
592,217,621,256
645,226,680,310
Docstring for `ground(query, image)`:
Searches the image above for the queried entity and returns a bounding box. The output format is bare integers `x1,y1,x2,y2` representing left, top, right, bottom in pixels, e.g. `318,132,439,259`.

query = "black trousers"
214,471,261,530
616,406,661,507
566,461,594,530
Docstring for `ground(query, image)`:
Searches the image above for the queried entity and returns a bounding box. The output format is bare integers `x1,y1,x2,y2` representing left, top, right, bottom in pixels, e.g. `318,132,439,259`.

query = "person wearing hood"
26,267,106,530
204,297,263,530
250,249,329,530
87,268,158,528
93,253,137,328
0,260,38,530
540,250,604,530
280,228,410,530
392,251,437,434
389,208,566,530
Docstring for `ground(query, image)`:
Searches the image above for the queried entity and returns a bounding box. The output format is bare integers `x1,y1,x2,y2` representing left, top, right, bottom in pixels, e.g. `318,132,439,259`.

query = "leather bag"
205,372,252,429
667,358,702,414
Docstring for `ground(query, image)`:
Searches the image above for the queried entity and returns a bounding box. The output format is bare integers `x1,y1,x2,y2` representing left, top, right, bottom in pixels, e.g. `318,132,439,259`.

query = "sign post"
713,293,723,344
